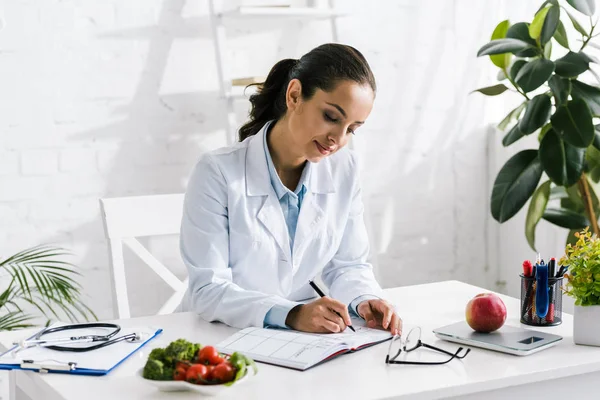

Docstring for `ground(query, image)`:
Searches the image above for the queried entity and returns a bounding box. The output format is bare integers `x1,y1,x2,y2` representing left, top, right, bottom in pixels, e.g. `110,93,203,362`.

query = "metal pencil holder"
520,274,563,326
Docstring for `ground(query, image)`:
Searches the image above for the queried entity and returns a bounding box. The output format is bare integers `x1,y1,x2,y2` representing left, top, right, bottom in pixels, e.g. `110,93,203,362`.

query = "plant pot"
574,305,600,346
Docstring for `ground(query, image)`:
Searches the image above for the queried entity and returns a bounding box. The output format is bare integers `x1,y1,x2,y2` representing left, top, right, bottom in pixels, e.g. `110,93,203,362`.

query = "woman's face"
285,79,375,163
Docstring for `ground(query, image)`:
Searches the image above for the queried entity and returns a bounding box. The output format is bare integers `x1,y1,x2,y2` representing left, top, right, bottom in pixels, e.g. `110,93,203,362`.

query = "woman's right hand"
285,297,352,333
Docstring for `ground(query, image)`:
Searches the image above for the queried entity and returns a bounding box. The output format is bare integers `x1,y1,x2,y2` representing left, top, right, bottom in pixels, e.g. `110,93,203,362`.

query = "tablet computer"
433,321,563,356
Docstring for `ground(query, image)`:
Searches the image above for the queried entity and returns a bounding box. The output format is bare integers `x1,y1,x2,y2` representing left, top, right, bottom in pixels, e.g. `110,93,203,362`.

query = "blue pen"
535,260,550,318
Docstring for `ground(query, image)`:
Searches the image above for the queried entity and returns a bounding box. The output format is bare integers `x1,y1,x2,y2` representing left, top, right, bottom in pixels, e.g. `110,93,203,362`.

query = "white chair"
99,194,187,319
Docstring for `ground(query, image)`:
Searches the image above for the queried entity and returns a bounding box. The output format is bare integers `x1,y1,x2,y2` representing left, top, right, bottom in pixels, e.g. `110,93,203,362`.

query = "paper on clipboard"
0,324,162,374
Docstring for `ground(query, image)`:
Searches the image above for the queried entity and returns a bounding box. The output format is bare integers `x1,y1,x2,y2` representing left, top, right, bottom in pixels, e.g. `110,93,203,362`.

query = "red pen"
521,260,534,321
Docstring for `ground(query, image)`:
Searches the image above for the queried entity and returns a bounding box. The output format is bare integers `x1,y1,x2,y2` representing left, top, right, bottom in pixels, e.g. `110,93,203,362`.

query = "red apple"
465,293,507,333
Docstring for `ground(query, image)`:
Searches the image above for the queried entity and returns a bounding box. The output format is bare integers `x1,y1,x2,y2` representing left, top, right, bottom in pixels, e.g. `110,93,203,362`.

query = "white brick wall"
0,0,542,323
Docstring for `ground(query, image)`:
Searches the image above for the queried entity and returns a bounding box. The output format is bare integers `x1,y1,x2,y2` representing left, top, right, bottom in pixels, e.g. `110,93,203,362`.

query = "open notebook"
216,318,392,371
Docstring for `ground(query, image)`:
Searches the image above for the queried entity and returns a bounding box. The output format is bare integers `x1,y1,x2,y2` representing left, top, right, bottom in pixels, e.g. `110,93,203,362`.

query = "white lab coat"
179,122,384,328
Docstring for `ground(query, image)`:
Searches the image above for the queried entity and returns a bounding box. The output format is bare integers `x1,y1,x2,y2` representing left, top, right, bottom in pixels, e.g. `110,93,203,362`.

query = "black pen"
308,280,356,332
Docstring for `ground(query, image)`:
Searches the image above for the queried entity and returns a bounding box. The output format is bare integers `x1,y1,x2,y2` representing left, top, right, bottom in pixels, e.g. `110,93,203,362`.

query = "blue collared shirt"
262,124,376,328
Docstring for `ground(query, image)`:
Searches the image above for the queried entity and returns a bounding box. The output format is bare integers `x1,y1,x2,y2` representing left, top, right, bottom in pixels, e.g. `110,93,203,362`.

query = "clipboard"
0,325,162,376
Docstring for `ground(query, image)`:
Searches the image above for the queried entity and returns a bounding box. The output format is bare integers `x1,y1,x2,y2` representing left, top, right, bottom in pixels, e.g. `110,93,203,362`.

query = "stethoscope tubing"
14,322,138,353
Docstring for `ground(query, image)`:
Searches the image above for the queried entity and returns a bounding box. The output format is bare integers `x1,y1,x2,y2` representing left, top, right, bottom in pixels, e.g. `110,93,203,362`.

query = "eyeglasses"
385,327,471,365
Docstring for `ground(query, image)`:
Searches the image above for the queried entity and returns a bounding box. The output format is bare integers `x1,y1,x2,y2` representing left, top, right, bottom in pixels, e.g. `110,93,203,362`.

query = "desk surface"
2,280,600,400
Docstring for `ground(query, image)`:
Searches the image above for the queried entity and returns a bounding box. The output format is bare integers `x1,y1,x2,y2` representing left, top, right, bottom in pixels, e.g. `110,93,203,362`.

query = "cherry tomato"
212,362,236,383
186,364,209,384
198,346,225,365
175,361,190,371
173,366,187,381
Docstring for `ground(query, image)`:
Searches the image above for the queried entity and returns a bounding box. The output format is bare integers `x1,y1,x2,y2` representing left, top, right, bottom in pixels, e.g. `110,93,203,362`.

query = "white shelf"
220,6,345,19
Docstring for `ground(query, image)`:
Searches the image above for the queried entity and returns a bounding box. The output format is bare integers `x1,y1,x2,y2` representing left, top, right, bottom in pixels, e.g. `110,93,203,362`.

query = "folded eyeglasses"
385,327,471,365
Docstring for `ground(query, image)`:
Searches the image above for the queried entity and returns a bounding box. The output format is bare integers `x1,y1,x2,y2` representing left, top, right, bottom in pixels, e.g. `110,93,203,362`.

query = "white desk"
2,280,600,400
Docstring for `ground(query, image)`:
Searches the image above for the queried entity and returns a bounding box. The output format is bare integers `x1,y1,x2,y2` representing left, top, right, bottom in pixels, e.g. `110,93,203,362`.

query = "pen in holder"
520,273,563,326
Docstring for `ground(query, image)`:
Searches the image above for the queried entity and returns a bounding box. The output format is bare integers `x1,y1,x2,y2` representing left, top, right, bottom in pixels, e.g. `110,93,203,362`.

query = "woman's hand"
357,299,402,336
285,297,352,333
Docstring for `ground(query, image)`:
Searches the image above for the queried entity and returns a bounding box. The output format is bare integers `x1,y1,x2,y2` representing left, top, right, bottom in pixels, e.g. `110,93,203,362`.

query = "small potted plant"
561,228,600,346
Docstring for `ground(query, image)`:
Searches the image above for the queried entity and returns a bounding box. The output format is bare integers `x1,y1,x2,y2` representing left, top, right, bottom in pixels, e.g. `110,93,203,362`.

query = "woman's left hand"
357,299,402,336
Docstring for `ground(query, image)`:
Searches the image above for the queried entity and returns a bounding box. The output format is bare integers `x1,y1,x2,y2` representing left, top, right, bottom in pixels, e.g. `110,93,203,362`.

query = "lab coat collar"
245,121,336,197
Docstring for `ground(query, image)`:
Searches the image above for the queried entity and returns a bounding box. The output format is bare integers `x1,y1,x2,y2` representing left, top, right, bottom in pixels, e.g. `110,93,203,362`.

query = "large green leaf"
477,39,534,57
519,94,552,134
567,0,596,16
530,6,552,40
525,180,551,251
544,39,553,59
490,20,511,68
551,98,594,147
491,150,543,222
471,84,510,96
542,207,589,229
587,145,600,182
506,22,540,57
565,9,589,36
571,80,600,116
553,19,570,49
539,128,586,185
548,75,572,106
542,5,561,45
498,101,527,131
510,60,528,81
554,51,590,77
503,123,526,146
593,127,600,151
515,59,555,92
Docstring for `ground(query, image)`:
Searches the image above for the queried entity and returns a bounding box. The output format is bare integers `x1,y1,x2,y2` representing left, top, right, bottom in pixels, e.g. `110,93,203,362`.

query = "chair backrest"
99,194,186,319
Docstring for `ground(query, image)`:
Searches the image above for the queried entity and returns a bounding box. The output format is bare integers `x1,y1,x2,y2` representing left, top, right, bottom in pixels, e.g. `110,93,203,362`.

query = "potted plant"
1,245,96,331
561,227,600,345
475,0,600,250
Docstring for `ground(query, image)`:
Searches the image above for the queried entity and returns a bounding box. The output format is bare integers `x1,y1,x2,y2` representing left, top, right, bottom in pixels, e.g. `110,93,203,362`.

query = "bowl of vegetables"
139,338,257,395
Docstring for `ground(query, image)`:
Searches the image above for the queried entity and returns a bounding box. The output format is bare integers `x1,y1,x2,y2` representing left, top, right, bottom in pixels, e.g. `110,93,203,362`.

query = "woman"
180,43,401,335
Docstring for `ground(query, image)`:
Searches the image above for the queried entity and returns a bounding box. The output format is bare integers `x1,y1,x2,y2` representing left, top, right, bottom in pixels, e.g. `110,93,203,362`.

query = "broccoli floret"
164,338,194,363
148,348,166,363
162,365,174,381
189,343,201,361
143,359,164,380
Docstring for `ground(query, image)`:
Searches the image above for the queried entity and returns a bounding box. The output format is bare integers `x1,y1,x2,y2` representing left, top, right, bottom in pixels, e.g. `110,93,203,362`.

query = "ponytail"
238,44,376,142
238,59,298,141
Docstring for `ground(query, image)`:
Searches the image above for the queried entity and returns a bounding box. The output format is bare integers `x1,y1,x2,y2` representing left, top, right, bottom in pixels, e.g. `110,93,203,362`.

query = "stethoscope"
12,323,142,353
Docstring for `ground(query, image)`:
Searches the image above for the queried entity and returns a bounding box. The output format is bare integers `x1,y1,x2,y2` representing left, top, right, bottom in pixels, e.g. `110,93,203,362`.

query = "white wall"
0,0,550,322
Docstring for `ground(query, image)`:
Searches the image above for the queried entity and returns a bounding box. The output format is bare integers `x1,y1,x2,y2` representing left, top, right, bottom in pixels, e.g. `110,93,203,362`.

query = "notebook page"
216,327,348,370
311,317,393,349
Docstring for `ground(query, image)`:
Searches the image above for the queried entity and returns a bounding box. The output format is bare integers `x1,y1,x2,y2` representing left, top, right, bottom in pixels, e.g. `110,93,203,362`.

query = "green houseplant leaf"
491,150,543,222
540,5,560,45
551,98,594,147
490,20,511,68
471,84,510,96
571,80,600,116
525,180,551,251
548,75,571,106
498,101,527,131
515,59,555,92
542,207,590,228
554,51,590,77
506,22,540,57
566,0,596,16
519,94,552,134
503,123,525,146
565,9,589,36
553,19,570,49
539,128,586,185
530,6,552,40
0,245,96,331
477,38,535,57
